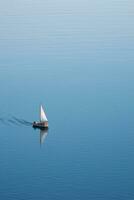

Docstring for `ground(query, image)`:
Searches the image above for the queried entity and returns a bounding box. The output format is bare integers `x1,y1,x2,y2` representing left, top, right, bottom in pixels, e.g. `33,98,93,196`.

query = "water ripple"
0,116,32,127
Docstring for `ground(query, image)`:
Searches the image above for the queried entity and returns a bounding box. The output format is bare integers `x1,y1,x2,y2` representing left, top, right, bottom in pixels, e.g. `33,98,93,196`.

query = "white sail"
40,105,48,122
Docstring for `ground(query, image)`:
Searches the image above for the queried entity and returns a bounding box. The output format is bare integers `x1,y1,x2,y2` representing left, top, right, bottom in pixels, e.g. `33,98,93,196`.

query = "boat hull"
33,121,48,129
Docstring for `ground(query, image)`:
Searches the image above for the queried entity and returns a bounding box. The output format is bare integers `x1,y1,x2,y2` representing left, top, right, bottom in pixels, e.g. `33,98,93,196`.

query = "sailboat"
33,105,48,129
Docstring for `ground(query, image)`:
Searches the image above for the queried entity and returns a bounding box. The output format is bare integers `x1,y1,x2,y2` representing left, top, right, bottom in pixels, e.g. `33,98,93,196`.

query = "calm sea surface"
0,1,134,199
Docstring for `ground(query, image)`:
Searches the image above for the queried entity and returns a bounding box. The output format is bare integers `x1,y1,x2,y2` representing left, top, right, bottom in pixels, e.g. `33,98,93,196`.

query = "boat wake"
0,116,32,127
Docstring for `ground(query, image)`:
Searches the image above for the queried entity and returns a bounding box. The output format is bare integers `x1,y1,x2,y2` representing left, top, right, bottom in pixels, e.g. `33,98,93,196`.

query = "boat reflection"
40,128,48,145
33,127,48,146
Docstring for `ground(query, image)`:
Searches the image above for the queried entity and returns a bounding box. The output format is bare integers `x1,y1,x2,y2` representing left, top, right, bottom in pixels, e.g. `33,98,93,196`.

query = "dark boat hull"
33,121,48,129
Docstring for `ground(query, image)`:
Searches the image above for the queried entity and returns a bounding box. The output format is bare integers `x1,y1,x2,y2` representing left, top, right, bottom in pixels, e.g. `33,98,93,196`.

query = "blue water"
0,1,134,199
